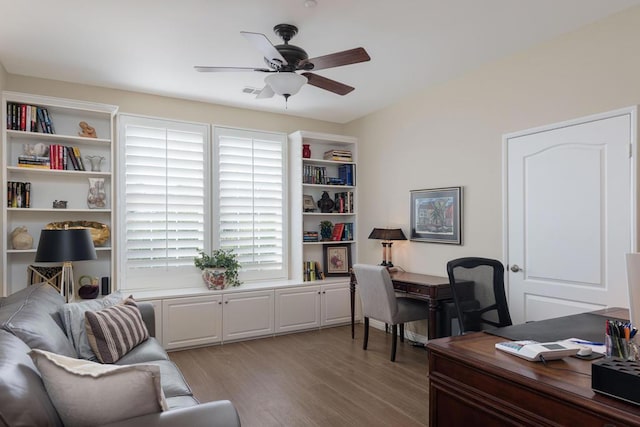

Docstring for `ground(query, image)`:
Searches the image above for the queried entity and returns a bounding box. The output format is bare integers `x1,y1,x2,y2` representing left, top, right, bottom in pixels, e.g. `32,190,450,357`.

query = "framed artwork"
410,187,463,245
303,194,316,212
323,243,352,277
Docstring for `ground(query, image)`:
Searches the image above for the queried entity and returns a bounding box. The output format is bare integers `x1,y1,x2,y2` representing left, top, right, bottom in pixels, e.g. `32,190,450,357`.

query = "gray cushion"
0,283,76,357
115,337,169,365
0,330,62,426
135,359,194,398
59,292,124,360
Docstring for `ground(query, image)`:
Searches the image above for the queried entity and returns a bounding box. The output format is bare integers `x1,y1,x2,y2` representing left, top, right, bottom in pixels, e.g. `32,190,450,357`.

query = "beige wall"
346,6,640,279
5,75,343,135
0,63,6,91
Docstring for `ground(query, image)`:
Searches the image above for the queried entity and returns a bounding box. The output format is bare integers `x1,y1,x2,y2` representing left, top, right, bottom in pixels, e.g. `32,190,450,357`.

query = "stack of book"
338,164,355,186
323,150,352,162
7,181,31,208
303,231,319,242
17,155,49,169
303,165,327,184
6,103,55,133
47,145,86,170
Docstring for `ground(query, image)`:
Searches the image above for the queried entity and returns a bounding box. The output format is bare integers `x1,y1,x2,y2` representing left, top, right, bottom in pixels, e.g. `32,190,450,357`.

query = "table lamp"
35,228,97,302
368,228,407,267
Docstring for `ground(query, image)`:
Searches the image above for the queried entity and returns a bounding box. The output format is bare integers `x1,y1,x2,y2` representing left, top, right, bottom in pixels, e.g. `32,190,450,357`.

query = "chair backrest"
446,257,512,334
353,264,397,324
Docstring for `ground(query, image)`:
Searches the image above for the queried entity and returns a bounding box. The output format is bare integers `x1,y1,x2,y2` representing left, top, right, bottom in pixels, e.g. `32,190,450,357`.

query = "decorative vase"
202,268,227,290
302,144,311,158
86,155,105,172
87,178,106,209
317,191,335,213
10,226,33,250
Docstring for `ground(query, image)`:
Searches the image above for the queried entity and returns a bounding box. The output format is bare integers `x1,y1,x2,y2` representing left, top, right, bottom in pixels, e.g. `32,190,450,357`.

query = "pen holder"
605,334,638,360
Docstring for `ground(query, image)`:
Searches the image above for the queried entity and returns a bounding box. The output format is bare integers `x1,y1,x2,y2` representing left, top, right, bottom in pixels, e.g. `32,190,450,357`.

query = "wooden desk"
350,270,471,340
426,308,640,426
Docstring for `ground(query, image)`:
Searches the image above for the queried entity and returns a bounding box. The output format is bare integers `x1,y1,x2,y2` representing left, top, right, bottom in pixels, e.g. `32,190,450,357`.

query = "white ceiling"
1,0,640,124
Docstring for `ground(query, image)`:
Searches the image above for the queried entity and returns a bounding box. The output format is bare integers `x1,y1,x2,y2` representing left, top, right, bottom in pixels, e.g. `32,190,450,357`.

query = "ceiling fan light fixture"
265,72,308,99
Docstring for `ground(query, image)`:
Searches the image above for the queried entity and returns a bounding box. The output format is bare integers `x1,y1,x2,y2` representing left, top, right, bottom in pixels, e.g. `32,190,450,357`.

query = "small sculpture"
52,200,67,209
78,121,97,138
10,226,33,250
317,191,335,213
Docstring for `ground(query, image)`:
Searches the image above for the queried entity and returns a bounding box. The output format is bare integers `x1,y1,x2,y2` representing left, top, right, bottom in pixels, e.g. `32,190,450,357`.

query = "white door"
505,108,637,324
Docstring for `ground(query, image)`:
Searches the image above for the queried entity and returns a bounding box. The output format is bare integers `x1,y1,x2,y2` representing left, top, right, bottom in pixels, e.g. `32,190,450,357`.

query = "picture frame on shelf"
410,187,463,245
303,194,316,212
323,243,352,277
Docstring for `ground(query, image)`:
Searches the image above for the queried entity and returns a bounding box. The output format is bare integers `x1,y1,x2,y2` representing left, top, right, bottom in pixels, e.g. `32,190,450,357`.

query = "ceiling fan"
194,24,371,102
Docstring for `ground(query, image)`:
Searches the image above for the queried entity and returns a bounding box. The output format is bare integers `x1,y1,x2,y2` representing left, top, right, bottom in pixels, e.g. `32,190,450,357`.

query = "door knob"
510,264,522,273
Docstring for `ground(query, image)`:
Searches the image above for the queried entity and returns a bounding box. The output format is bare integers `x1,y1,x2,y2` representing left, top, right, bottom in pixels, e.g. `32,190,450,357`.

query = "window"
118,115,208,290
214,127,287,281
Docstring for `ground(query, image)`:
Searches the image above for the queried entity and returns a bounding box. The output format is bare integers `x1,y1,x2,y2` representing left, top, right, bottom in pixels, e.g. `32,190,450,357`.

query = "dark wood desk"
350,270,471,340
427,307,640,426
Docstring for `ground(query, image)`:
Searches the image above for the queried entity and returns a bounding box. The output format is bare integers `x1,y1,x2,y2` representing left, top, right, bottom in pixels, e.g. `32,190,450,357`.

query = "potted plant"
319,220,333,241
194,248,242,290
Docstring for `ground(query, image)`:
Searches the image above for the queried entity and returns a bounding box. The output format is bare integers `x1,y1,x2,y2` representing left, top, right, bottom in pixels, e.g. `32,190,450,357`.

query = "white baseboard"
368,319,428,345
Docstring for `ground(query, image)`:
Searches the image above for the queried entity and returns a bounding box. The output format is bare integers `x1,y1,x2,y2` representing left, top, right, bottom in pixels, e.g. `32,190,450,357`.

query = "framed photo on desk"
410,187,462,245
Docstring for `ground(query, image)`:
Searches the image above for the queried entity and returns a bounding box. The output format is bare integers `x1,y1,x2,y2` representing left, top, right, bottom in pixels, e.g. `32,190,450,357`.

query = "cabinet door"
162,295,222,350
222,290,274,342
275,286,321,333
321,282,352,326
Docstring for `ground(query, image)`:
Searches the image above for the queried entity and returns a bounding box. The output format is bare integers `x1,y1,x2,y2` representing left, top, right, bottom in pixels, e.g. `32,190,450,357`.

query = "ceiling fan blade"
241,31,288,67
301,72,354,95
194,66,271,73
256,85,275,99
303,47,370,71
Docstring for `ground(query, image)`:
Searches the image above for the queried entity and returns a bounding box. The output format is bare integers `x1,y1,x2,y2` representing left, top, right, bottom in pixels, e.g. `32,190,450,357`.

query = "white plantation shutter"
119,115,208,289
214,127,287,281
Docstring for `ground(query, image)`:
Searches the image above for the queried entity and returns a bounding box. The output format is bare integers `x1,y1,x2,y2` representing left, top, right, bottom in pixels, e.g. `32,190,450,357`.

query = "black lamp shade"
368,228,407,241
35,229,97,263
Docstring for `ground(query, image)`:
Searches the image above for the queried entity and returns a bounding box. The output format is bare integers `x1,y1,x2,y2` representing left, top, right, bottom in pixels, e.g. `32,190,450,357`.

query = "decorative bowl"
45,220,110,247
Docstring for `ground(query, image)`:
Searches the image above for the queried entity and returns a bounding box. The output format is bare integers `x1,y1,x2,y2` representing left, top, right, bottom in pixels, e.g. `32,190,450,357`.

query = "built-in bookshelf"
289,131,358,283
1,92,118,296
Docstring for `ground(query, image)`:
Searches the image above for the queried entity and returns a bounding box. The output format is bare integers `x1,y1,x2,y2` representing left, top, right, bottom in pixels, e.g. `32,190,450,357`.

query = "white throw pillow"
29,349,167,427
59,292,124,360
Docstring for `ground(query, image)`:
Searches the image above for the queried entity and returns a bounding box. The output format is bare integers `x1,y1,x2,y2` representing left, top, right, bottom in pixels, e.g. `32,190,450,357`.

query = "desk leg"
350,278,356,339
428,299,439,340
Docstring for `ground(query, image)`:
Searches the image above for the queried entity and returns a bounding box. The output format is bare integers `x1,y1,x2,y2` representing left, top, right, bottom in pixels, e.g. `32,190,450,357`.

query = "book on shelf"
338,164,355,186
6,102,54,133
303,231,319,242
7,181,31,208
330,223,345,241
333,191,354,213
303,165,327,184
303,261,323,281
323,149,352,162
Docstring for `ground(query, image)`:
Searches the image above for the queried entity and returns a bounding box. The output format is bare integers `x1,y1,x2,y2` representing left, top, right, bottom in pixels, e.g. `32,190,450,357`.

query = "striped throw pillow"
85,298,149,363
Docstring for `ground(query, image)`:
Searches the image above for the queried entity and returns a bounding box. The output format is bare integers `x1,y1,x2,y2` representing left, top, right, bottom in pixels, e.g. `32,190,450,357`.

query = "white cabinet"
275,281,353,334
288,131,357,283
162,295,222,350
222,290,274,342
1,91,118,296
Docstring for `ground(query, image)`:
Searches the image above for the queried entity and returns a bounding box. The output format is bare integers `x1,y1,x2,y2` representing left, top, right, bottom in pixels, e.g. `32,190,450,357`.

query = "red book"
20,104,26,131
330,223,345,241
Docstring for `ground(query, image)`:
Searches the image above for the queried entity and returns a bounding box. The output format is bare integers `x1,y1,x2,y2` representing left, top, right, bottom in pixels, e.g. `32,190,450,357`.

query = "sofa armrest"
137,302,156,338
99,400,241,427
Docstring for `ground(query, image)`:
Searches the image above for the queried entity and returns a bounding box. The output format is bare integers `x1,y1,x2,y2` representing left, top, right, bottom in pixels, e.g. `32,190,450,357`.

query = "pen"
570,339,604,346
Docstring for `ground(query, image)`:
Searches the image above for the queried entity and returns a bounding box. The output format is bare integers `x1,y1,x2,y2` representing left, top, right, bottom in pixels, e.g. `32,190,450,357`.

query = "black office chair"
446,257,512,335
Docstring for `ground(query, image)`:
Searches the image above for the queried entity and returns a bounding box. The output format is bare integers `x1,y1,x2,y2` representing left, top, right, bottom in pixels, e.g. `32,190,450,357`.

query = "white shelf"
302,158,355,166
303,240,355,246
7,247,112,254
303,212,355,216
7,208,111,213
302,183,355,190
7,166,110,177
6,129,110,145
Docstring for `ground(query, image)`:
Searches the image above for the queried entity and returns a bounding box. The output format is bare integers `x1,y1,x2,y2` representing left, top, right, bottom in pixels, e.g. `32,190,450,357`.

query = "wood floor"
169,325,429,427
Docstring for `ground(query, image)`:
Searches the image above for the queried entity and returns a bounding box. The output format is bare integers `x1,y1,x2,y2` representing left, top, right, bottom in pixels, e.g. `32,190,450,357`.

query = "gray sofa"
0,283,241,426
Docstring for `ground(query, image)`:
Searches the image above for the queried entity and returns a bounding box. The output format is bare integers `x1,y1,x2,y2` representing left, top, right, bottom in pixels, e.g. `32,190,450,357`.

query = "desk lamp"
368,228,407,267
35,228,97,302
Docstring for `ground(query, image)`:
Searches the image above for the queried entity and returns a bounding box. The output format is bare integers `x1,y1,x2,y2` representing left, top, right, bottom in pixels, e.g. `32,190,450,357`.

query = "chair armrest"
99,400,241,427
136,302,156,338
